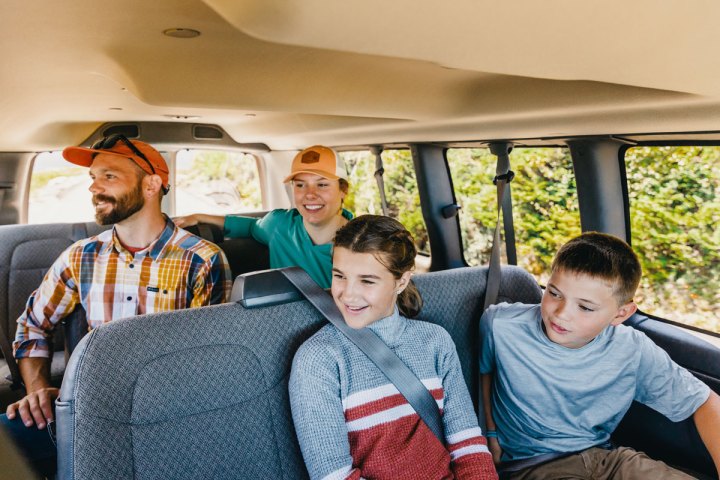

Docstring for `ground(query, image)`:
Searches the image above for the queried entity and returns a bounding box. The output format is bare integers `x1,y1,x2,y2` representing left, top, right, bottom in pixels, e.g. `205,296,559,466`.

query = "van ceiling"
2,0,719,151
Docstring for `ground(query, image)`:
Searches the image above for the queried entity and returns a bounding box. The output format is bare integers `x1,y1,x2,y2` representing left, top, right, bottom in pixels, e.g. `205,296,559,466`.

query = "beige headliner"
2,0,719,151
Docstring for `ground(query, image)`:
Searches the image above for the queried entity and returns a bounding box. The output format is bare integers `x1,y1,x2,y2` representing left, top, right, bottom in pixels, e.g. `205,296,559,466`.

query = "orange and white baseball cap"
63,135,170,192
283,145,348,183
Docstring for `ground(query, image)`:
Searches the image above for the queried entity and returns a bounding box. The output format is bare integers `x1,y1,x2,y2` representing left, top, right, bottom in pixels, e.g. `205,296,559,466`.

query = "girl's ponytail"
397,280,422,318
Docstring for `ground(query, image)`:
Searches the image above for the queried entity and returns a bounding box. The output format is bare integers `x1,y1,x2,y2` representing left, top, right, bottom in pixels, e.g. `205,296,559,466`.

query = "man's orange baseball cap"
284,145,349,183
63,135,170,193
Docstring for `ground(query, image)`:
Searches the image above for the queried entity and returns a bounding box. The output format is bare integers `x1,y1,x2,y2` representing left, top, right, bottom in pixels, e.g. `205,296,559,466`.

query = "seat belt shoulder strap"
280,267,445,444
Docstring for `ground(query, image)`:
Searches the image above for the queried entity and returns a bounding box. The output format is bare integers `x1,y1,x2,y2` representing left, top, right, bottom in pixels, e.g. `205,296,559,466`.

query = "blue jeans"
0,412,57,477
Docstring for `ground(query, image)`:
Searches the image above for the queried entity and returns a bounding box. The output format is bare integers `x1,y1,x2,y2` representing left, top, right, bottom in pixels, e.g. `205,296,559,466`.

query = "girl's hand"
174,214,199,228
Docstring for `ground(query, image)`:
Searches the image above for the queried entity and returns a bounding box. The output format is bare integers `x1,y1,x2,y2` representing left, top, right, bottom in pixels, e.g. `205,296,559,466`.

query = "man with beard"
1,135,232,476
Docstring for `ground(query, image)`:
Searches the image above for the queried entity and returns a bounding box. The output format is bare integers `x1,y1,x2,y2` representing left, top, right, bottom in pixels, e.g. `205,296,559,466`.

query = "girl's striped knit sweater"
289,309,498,480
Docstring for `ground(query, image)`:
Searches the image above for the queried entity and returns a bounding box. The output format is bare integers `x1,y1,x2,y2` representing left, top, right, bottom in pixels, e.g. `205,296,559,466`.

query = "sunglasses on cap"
92,134,170,194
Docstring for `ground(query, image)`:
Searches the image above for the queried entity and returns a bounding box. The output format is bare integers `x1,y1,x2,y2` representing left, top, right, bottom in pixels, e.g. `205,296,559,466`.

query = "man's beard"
93,182,145,225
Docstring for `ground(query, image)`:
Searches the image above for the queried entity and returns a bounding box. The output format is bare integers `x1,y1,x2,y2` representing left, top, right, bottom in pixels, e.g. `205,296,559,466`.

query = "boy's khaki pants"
505,446,697,480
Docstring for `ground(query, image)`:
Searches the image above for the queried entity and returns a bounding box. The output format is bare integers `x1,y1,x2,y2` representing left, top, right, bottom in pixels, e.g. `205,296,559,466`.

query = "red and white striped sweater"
290,310,498,480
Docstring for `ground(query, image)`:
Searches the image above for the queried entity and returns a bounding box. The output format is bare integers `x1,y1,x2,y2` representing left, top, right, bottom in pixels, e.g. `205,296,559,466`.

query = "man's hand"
6,387,60,429
488,436,502,466
9,356,56,429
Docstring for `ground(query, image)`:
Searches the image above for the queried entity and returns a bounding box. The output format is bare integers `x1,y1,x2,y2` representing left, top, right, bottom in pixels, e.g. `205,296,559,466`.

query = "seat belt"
280,267,445,444
483,146,573,475
196,223,214,242
491,144,517,266
0,320,21,390
371,146,389,216
484,143,515,310
479,143,512,435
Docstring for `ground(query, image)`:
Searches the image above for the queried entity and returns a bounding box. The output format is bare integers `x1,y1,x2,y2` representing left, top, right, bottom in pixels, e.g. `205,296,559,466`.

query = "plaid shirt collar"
102,215,177,260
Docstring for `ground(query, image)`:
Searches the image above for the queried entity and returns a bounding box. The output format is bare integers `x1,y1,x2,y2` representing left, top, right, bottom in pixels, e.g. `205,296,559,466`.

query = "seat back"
184,221,271,279
0,222,109,385
57,302,322,480
413,265,542,409
55,265,541,479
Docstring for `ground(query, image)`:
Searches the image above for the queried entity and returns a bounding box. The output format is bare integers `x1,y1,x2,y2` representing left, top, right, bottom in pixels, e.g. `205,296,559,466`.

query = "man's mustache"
92,194,116,206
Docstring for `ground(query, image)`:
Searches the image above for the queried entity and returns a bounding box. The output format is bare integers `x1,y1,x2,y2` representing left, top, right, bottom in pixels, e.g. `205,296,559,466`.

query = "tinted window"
626,146,719,333
28,151,94,223
175,150,262,216
447,147,580,283
340,150,429,268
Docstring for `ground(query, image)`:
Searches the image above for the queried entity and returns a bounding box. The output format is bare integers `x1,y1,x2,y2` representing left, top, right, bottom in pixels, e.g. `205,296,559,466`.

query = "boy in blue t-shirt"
480,232,720,479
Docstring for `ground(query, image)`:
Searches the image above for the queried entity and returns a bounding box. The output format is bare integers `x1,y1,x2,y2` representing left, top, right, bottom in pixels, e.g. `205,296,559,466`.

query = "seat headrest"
231,269,304,308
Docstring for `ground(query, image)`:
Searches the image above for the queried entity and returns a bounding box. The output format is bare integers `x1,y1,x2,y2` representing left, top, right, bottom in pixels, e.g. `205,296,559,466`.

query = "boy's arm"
693,390,720,476
481,373,502,465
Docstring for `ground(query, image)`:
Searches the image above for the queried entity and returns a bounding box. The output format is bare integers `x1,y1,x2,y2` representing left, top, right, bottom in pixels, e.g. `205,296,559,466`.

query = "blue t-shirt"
479,302,711,461
224,208,353,289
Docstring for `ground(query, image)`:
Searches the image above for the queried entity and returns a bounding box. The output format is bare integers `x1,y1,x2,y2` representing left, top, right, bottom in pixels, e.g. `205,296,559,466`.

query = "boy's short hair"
551,232,641,304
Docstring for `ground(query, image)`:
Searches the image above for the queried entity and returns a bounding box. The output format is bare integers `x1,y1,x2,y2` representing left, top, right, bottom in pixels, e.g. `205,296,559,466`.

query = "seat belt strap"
196,223,213,242
371,146,389,216
280,267,445,444
484,143,514,310
500,170,517,266
0,320,21,390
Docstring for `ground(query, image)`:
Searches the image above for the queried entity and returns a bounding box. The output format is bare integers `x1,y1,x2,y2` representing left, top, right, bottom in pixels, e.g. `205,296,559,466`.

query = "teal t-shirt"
224,208,353,289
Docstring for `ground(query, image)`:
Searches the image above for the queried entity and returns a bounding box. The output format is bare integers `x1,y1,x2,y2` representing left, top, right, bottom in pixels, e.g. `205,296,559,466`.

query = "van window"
175,150,262,217
340,149,429,260
625,146,719,333
28,151,94,224
447,147,580,283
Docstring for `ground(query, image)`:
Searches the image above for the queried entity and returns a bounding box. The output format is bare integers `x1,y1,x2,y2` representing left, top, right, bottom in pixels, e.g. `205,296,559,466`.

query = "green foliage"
176,150,261,209
447,145,718,332
343,150,428,253
29,167,85,195
626,146,720,331
511,148,581,278
447,147,581,279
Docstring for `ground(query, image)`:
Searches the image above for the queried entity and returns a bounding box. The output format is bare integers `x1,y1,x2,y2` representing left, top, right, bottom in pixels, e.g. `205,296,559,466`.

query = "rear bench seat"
55,265,541,479
55,265,718,479
0,219,269,404
0,222,109,399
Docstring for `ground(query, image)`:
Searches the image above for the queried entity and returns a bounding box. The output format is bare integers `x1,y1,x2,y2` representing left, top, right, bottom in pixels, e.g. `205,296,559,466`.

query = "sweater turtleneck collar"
365,307,407,348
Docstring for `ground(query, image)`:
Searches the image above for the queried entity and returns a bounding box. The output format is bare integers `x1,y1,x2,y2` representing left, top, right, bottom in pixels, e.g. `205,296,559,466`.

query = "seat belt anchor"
493,170,515,185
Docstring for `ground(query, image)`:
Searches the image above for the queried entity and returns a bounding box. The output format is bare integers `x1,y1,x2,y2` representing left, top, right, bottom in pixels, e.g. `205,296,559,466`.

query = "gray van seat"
55,265,541,479
0,222,109,391
184,221,271,279
0,219,264,393
413,266,543,408
221,237,270,278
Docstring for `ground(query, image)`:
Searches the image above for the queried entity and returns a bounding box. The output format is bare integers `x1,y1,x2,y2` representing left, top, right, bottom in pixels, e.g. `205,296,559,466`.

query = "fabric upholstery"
414,266,542,410
56,265,541,479
0,222,108,344
57,302,322,480
0,222,109,387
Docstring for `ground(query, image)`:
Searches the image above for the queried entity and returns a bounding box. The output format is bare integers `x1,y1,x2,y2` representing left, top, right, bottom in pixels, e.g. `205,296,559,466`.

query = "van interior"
1,1,719,478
